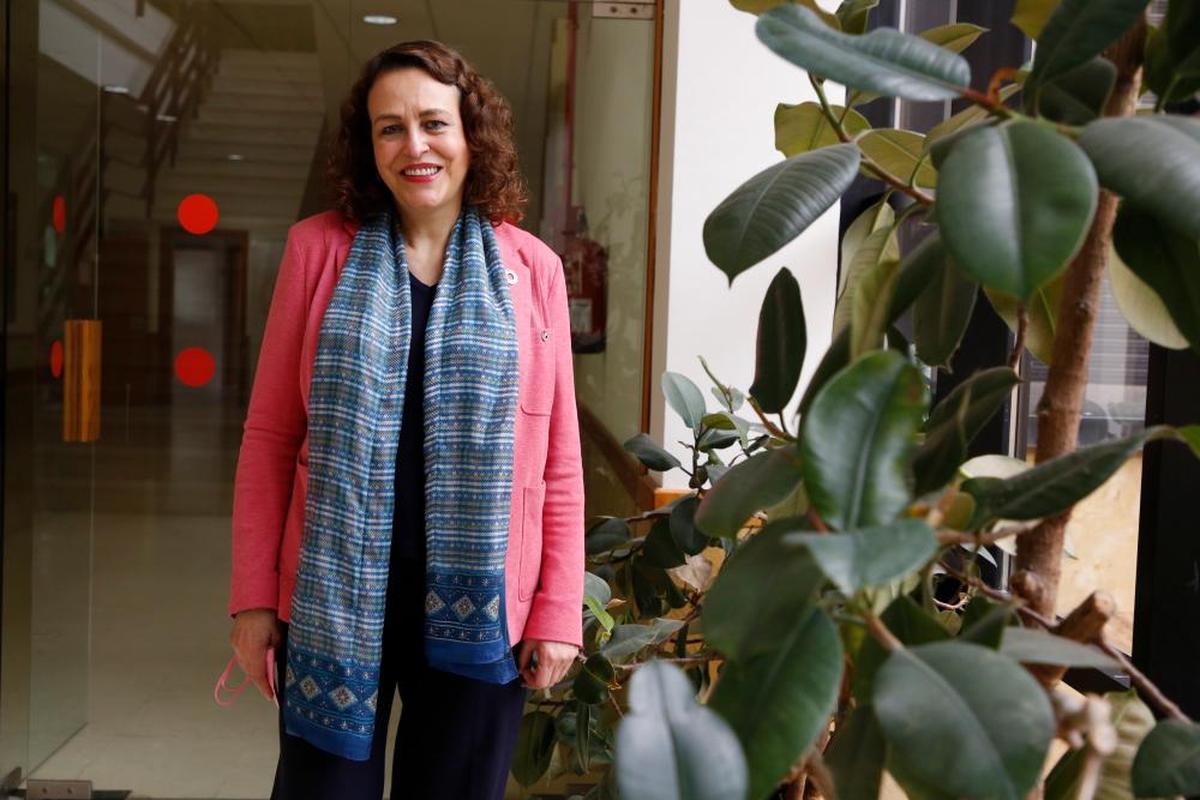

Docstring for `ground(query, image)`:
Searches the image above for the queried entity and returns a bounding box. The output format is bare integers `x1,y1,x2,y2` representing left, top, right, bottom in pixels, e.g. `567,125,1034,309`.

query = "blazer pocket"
517,480,547,601
520,323,555,416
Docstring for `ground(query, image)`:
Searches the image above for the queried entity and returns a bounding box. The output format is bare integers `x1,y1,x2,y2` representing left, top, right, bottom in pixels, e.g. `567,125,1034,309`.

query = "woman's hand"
229,608,282,702
517,639,579,690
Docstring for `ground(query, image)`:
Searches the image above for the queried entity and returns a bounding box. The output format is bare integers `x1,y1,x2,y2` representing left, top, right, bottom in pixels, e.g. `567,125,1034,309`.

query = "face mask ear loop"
213,653,250,707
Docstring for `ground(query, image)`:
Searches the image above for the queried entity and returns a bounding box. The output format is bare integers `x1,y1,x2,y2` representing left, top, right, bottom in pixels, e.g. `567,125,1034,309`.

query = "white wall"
652,0,841,490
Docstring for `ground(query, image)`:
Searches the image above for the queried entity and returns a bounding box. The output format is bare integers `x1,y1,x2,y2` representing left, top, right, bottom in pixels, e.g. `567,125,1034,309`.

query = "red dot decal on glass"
50,340,63,378
175,347,216,387
177,193,219,235
52,196,66,234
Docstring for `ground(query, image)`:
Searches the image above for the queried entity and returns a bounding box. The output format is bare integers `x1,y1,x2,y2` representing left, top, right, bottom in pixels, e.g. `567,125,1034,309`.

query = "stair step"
219,49,321,70
156,172,307,201
168,158,308,181
193,106,323,130
175,139,314,165
202,91,324,113
209,74,324,100
178,120,321,147
215,56,321,83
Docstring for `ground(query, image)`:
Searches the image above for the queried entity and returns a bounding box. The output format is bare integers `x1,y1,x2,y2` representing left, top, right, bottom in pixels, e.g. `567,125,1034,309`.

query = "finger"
517,641,533,674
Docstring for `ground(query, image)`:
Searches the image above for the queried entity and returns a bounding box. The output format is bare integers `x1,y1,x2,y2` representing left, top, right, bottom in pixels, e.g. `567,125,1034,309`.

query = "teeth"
403,167,440,176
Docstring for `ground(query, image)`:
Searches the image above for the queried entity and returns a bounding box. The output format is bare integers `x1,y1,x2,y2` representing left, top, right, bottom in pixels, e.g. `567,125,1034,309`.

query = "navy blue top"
393,271,438,559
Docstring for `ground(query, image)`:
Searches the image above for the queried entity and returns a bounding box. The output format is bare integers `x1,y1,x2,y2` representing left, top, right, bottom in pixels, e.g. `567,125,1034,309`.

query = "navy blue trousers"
269,556,528,800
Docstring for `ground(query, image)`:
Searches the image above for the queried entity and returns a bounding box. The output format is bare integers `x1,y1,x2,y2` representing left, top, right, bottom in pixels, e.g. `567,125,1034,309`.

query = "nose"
403,130,428,159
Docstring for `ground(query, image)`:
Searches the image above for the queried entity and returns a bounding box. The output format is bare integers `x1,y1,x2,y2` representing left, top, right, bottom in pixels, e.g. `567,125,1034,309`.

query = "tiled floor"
22,400,402,799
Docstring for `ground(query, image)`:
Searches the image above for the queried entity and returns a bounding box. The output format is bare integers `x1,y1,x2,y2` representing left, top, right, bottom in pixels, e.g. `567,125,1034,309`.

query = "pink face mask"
214,647,278,709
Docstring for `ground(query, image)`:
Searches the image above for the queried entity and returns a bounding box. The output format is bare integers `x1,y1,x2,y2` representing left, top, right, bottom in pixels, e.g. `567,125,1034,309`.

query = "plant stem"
1008,305,1028,371
862,609,903,651
1014,18,1147,620
808,74,935,206
945,563,1192,723
748,396,790,439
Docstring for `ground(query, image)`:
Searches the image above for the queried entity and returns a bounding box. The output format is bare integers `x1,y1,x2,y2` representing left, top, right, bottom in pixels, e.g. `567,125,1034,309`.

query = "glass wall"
2,1,658,796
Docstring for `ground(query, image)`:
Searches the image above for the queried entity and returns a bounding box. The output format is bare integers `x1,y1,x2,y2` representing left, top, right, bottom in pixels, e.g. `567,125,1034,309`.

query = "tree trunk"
1014,19,1148,620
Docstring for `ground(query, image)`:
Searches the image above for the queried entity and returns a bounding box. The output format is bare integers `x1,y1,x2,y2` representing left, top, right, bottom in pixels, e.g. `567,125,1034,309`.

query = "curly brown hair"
326,40,528,225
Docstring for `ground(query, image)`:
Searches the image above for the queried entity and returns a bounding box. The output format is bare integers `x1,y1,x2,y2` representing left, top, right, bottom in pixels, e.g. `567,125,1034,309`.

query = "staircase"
104,48,325,231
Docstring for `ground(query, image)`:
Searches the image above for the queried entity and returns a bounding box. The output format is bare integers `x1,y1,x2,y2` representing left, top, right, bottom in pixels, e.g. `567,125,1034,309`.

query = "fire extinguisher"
561,208,608,353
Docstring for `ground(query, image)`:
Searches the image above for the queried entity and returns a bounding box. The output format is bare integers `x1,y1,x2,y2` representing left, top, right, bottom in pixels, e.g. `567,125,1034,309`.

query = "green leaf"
730,0,841,29
625,433,682,472
1045,690,1154,800
1028,0,1150,93
873,641,1056,800
840,198,895,291
826,705,886,800
859,129,938,188
801,350,928,530
694,447,805,538
999,626,1118,669
704,143,861,284
986,274,1065,365
513,711,558,786
1112,202,1200,353
775,101,870,157
601,618,686,662
662,372,707,431
786,519,937,594
1131,720,1200,796
756,4,971,101
920,23,987,54
1079,116,1200,241
959,596,1014,649
616,661,749,800
964,427,1175,525
702,411,753,449
889,231,952,322
937,121,1099,301
751,268,807,413
836,0,879,35
669,495,708,556
854,596,951,704
913,255,977,367
1144,0,1200,103
1109,240,1189,350
914,367,1021,495
927,84,1022,146
574,654,616,705
834,224,898,342
703,519,823,660
585,571,613,606
587,517,632,555
1036,56,1117,125
849,233,902,359
710,609,842,800
584,595,615,633
1011,0,1060,39
644,517,686,568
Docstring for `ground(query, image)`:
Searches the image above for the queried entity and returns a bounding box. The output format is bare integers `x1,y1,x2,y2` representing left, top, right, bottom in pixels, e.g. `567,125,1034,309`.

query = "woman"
222,40,585,799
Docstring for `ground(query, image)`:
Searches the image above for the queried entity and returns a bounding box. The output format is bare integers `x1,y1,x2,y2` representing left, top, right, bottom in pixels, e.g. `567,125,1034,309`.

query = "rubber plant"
508,1,1200,798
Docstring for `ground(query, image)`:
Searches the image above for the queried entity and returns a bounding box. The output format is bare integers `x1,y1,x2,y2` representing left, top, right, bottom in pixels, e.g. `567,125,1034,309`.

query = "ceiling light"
363,13,398,25
157,114,177,123
227,154,245,161
103,85,130,94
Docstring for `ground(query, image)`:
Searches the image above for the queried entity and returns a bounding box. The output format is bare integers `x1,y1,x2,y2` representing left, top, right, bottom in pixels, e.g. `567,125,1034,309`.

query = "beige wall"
568,13,656,444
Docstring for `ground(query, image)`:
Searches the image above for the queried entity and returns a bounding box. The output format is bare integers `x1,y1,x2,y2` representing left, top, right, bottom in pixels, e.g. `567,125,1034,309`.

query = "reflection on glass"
5,1,656,795
1021,276,1149,652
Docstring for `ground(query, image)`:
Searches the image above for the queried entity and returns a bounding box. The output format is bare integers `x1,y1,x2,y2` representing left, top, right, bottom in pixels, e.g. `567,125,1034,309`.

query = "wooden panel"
62,319,102,442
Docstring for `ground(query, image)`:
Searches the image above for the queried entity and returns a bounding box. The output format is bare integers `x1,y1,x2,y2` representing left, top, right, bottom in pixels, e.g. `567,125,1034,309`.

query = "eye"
380,124,402,135
425,120,447,130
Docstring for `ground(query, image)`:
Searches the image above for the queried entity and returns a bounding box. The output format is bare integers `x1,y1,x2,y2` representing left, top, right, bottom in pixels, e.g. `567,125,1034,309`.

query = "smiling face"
367,67,471,221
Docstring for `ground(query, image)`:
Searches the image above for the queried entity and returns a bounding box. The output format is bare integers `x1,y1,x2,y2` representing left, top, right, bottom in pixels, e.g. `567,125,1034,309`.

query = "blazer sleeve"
228,228,311,618
521,254,586,648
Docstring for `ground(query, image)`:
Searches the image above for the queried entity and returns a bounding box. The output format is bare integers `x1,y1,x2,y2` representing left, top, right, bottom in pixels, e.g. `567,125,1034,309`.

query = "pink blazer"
228,210,585,648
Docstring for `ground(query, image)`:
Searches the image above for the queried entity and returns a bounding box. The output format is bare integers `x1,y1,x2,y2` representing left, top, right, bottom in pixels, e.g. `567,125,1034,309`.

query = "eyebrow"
373,109,452,123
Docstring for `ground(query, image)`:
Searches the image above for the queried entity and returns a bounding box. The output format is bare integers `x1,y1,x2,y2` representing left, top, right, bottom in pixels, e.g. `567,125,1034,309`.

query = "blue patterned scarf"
282,205,520,760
